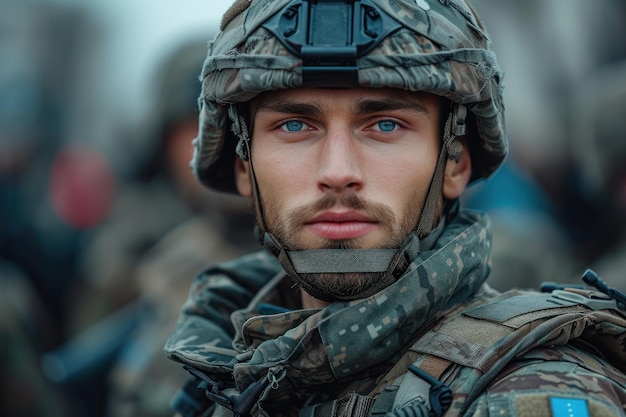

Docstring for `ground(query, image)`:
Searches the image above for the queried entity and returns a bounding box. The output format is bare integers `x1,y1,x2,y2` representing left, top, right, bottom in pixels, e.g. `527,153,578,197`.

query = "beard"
257,191,426,299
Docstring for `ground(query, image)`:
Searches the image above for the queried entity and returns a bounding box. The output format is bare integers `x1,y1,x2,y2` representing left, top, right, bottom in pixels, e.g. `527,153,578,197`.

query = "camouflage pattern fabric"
396,289,626,416
165,210,491,415
165,209,626,416
463,342,626,416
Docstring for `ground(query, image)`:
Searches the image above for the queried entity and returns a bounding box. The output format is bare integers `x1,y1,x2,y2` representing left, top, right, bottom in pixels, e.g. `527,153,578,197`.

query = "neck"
301,289,330,309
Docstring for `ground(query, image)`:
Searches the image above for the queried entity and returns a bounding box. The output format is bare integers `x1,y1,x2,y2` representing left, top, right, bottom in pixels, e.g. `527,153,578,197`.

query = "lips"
305,211,378,240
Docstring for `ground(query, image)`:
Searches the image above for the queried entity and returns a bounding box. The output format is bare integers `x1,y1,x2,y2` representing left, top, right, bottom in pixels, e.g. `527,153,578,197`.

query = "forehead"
251,87,442,114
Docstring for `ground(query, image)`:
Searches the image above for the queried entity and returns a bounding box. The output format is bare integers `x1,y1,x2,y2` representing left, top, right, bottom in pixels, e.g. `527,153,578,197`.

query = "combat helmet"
190,0,507,301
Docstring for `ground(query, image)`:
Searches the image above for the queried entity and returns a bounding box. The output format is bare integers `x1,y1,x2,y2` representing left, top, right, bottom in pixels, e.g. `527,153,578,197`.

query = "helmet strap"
262,232,406,302
228,105,271,245
416,103,466,237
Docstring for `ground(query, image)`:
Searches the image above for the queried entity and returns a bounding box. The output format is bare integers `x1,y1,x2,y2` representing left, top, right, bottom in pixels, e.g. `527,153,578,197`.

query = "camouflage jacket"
164,210,626,416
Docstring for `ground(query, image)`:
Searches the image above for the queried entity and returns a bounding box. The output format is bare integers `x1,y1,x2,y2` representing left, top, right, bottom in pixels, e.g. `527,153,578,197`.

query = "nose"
316,127,364,193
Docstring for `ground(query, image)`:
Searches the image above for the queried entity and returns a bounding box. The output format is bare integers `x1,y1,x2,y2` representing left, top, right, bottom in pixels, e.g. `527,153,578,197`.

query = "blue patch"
257,303,292,315
550,398,590,417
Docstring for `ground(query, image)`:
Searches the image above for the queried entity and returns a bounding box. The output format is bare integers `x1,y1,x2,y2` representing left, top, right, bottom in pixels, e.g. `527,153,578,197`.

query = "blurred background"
0,0,625,416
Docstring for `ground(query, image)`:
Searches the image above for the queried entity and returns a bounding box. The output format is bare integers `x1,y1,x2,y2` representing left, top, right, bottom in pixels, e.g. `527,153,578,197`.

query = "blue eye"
376,120,397,132
283,120,305,132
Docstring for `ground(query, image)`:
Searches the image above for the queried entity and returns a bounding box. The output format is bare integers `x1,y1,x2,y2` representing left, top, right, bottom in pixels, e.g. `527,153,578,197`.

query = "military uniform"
162,0,626,416
165,210,626,416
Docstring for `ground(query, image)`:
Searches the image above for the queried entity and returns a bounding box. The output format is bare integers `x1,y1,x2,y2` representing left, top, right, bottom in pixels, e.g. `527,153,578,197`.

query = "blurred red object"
50,144,116,229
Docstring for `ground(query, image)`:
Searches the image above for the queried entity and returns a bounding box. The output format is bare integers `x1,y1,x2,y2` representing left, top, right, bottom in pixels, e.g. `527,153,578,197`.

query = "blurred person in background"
0,3,112,415
0,0,97,347
566,61,626,293
0,260,73,417
470,0,626,199
462,160,574,291
50,38,257,417
461,0,626,290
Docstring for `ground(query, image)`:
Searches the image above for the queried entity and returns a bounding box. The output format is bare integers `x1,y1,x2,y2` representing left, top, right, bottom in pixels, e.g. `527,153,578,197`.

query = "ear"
443,139,472,200
235,157,253,197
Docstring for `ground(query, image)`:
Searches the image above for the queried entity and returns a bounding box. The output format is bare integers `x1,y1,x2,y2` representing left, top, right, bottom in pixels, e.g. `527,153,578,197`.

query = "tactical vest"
172,282,626,417
300,285,626,417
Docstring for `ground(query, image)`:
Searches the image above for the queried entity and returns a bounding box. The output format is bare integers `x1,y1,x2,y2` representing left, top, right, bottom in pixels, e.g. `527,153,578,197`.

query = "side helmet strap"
375,289,626,417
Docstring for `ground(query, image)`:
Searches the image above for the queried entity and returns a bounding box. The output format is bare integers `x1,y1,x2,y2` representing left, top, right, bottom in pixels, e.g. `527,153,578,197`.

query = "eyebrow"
254,93,431,116
255,100,323,117
356,96,430,115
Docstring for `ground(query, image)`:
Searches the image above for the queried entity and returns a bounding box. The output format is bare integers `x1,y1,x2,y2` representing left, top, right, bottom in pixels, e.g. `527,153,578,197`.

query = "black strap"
300,393,375,417
288,249,397,273
169,377,215,417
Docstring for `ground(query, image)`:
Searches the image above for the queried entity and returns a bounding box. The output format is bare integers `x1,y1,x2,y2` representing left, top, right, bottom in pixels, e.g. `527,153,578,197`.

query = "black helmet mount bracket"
262,0,403,87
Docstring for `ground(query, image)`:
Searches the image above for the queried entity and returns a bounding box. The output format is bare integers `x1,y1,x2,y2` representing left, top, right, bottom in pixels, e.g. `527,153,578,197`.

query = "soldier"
164,1,626,416
570,61,626,294
100,39,257,417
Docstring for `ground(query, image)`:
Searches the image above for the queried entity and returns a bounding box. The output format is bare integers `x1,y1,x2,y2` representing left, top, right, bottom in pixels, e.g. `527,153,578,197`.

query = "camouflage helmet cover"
192,0,507,193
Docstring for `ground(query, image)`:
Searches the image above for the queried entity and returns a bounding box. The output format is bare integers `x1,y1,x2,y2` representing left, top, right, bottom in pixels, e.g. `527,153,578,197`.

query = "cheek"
253,149,310,209
373,154,436,217
376,155,435,192
254,132,318,179
387,176,423,211
255,153,297,188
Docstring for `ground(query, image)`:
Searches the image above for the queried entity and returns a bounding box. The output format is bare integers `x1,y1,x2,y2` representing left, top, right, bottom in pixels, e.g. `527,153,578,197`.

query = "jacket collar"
230,209,492,391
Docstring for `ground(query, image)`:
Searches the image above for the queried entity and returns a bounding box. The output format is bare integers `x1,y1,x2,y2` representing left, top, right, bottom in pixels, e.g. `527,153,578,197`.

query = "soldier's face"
236,87,444,252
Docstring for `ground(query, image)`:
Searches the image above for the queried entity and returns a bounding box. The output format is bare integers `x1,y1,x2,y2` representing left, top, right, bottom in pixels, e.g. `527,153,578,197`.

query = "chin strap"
287,248,398,274
261,217,447,302
262,231,407,302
